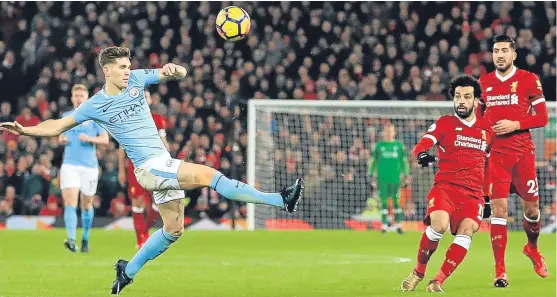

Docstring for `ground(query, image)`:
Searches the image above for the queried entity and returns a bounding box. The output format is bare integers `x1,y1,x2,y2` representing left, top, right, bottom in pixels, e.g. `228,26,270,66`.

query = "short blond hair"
71,84,88,93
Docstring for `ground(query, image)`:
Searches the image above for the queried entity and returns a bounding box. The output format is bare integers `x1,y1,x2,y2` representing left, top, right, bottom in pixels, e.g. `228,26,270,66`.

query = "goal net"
247,100,557,232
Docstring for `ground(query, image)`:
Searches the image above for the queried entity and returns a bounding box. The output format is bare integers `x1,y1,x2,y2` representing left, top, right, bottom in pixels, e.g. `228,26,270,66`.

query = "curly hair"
448,74,482,99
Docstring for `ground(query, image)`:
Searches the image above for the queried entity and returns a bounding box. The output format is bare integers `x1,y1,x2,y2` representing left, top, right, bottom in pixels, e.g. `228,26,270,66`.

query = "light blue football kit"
70,69,285,280
60,110,105,246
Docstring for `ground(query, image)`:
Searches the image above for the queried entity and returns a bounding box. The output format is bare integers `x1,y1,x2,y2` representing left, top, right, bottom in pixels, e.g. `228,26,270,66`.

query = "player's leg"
401,186,450,291
377,182,389,233
515,154,548,277
489,152,514,287
62,188,79,252
401,210,449,291
60,164,80,253
427,216,480,293
144,197,159,236
130,193,148,248
79,167,98,253
79,194,95,253
135,160,303,212
112,197,184,295
391,183,403,234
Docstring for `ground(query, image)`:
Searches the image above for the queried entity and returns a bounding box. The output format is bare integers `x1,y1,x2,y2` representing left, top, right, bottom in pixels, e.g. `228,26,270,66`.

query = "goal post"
247,100,557,231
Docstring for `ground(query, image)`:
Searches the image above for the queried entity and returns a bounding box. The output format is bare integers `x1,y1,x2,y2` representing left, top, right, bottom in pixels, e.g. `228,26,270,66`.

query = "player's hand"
0,121,25,135
79,133,90,143
161,63,187,79
417,152,436,168
58,135,68,145
493,120,520,135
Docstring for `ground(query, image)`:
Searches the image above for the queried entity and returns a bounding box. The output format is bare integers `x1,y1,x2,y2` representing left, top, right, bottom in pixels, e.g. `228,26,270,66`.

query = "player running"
479,35,549,287
118,90,167,248
0,46,304,295
400,75,494,293
368,125,410,234
59,84,109,253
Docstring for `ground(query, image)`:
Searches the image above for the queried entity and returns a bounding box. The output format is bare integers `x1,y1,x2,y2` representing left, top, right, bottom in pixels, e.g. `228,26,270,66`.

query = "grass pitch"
0,230,554,297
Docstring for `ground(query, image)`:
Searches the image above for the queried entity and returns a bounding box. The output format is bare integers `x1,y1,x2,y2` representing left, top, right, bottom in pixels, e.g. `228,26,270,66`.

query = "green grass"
0,230,554,297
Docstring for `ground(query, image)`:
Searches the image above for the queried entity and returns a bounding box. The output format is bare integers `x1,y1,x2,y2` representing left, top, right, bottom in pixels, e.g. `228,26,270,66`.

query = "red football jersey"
479,67,545,155
416,115,495,196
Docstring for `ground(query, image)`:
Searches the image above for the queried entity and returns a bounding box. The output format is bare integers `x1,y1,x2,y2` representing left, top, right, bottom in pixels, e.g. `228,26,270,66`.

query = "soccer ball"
215,6,251,41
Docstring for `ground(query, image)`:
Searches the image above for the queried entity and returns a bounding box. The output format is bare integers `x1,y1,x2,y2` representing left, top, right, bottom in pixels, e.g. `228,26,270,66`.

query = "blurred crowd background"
0,2,555,225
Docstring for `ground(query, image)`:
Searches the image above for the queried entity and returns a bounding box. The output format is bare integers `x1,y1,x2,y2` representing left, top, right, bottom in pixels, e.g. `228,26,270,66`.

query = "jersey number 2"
527,179,539,196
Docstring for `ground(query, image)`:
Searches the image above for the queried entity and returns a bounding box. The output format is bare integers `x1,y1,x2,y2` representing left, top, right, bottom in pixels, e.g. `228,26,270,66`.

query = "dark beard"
454,106,473,118
495,62,512,73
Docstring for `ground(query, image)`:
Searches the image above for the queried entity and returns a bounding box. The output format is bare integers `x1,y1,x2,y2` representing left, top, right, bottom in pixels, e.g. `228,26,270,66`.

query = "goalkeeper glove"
483,196,492,219
417,152,436,168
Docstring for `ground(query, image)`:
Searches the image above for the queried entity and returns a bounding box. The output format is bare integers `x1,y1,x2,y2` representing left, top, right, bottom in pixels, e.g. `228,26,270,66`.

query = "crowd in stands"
0,2,555,224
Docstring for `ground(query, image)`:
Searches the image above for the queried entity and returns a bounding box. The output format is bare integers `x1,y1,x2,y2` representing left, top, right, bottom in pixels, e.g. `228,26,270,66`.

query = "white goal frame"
246,100,557,231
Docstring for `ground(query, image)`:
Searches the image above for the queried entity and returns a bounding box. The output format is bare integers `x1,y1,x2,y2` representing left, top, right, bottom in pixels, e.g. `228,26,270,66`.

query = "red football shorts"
127,164,150,202
424,183,484,235
489,151,539,201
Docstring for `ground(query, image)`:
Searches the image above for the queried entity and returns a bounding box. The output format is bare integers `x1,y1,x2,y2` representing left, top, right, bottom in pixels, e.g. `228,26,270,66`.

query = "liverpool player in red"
118,90,168,248
401,75,494,293
479,35,549,287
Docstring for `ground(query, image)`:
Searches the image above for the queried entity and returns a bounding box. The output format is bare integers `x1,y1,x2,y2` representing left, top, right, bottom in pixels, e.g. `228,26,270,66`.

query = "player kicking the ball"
401,75,494,293
479,35,549,287
0,47,304,295
59,84,109,253
118,90,167,249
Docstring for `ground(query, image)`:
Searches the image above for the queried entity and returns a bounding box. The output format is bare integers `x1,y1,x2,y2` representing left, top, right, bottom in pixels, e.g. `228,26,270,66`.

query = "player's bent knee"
457,219,479,236
490,199,508,218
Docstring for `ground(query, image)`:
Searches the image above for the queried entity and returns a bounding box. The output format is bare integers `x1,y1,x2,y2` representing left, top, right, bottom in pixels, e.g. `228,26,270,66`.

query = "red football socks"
132,207,146,245
433,235,471,285
414,227,443,277
490,217,508,274
522,214,541,249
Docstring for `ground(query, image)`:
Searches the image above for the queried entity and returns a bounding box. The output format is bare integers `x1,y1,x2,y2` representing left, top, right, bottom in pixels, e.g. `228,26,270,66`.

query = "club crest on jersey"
129,87,140,98
428,198,435,209
536,80,542,90
481,130,487,141
510,81,518,93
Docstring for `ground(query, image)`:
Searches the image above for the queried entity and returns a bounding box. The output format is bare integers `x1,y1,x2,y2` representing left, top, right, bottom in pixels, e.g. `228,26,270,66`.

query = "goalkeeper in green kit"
368,125,411,234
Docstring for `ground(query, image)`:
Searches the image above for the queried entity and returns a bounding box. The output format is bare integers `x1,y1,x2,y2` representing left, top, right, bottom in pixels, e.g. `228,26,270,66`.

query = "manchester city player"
0,46,304,295
59,84,109,253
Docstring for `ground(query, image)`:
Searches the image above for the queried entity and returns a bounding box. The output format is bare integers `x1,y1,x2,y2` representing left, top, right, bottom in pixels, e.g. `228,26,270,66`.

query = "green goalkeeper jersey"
368,140,410,183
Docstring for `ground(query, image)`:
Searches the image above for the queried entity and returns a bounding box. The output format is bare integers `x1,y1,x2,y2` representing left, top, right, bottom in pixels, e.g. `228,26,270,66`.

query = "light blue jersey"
62,110,105,168
72,69,166,166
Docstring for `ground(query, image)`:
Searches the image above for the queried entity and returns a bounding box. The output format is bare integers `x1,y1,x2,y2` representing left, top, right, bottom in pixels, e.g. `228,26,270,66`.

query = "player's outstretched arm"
0,116,78,137
158,63,188,82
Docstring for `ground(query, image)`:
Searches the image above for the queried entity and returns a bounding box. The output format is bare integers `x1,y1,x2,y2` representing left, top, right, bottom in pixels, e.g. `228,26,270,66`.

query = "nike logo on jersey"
101,102,115,112
486,87,493,92
455,127,463,131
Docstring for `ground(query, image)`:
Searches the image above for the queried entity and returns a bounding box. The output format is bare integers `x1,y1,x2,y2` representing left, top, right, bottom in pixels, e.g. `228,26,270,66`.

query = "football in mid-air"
216,6,251,41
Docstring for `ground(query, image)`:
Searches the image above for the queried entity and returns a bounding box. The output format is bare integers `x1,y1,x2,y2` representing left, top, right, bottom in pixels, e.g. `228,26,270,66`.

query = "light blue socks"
125,229,179,278
81,208,94,241
64,206,77,241
210,172,284,208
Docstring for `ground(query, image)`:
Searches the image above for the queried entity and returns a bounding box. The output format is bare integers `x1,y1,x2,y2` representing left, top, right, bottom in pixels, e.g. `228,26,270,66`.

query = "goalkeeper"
368,125,411,234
